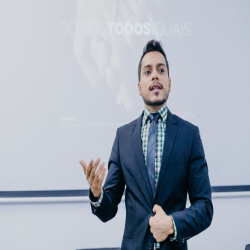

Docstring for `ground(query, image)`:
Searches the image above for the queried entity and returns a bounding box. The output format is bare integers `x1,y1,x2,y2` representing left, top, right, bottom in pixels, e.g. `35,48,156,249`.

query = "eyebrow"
143,63,166,70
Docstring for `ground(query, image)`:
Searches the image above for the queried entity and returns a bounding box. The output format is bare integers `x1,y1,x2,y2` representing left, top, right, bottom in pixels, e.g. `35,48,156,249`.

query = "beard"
142,91,169,107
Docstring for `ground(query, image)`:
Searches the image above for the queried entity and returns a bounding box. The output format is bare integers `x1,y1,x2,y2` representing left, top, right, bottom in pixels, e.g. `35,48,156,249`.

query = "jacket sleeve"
171,126,213,246
89,128,125,222
89,188,103,207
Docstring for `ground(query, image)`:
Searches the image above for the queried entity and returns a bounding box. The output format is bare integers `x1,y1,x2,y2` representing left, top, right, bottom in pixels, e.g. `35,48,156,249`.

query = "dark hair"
138,40,169,81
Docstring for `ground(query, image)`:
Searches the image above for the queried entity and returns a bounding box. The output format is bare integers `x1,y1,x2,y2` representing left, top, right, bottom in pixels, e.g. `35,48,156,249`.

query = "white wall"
0,194,249,250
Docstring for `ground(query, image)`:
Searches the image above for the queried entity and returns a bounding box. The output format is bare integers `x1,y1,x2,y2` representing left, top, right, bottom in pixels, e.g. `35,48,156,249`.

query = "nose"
152,71,159,81
152,76,159,81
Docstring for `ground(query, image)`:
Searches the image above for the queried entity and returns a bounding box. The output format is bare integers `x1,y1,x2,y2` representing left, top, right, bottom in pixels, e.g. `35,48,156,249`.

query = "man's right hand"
79,158,106,198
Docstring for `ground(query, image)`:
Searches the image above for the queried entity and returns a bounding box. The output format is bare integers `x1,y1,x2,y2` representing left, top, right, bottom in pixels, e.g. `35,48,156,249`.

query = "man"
79,40,213,250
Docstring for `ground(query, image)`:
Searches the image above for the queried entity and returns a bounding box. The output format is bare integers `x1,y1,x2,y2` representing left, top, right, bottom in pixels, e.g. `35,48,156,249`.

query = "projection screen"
0,0,249,191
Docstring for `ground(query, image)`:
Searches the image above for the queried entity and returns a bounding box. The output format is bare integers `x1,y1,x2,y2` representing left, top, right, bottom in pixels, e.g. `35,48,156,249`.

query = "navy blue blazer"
90,108,213,250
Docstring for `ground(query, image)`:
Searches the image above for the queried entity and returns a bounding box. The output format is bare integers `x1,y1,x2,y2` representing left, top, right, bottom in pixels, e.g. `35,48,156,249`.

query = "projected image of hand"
74,0,149,113
79,158,106,198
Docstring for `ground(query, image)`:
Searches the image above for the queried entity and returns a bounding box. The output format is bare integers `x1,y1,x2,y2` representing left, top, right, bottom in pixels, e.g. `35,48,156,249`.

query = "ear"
169,78,171,92
138,82,142,96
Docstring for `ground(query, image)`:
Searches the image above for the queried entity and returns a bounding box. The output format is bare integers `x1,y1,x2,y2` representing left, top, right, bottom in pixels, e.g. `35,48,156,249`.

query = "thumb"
153,204,161,213
79,159,87,175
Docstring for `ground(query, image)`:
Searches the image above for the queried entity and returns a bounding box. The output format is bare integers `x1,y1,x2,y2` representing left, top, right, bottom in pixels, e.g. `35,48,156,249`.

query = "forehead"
141,51,166,68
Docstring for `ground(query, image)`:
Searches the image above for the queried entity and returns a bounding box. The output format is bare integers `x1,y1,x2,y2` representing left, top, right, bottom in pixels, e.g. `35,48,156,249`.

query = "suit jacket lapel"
132,112,154,202
155,109,177,197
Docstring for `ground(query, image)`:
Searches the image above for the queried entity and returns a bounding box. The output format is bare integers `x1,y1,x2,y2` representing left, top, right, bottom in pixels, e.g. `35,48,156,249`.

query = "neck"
144,102,167,113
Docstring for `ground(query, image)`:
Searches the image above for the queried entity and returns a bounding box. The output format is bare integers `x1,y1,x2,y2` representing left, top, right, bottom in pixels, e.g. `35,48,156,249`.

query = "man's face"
138,51,171,108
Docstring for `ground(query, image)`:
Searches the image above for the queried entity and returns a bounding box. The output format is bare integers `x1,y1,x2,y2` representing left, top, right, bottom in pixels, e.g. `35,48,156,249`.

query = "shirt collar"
142,102,168,126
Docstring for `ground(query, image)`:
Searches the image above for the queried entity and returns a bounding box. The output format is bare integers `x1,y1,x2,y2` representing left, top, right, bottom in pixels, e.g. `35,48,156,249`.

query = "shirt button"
148,243,152,249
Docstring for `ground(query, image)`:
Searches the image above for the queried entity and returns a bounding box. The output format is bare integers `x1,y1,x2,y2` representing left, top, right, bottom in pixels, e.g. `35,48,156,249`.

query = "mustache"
149,82,164,90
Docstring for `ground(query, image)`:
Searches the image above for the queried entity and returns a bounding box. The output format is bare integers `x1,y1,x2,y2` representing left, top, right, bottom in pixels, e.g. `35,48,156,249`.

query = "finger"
90,157,100,180
86,159,94,179
153,204,160,213
94,162,105,184
98,167,106,186
79,159,87,175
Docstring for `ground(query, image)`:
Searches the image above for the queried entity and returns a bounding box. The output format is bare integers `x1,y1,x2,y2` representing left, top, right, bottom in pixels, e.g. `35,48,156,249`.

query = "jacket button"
148,243,152,249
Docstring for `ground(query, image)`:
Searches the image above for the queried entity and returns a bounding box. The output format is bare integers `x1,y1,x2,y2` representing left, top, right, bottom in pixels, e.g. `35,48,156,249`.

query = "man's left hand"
149,204,174,242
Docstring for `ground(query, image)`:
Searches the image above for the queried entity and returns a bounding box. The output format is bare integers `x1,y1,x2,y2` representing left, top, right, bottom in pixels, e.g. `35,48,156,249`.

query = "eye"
145,70,151,75
159,68,164,73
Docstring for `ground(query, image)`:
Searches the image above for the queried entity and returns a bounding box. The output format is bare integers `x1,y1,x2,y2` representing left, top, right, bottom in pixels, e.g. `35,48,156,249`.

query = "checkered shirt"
141,103,177,249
